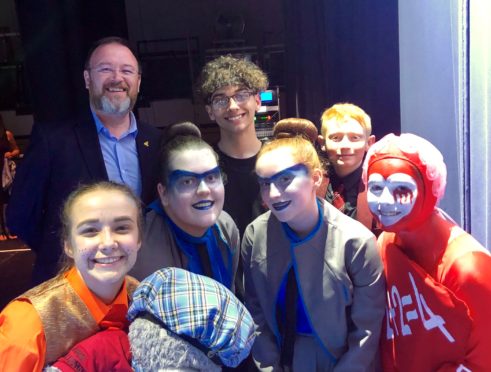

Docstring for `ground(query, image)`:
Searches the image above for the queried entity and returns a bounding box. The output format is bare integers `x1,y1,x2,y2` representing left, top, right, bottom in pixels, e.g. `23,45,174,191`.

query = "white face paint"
367,172,418,227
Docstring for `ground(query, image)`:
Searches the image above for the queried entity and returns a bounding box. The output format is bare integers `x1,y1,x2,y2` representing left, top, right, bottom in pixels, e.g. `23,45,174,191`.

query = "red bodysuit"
379,230,491,371
362,133,491,372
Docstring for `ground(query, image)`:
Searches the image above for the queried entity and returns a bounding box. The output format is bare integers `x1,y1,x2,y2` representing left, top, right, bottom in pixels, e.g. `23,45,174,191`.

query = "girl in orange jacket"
0,181,142,371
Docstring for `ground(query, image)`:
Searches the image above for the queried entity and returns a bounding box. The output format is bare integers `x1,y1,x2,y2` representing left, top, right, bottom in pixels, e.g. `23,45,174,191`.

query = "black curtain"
15,0,128,122
282,0,400,138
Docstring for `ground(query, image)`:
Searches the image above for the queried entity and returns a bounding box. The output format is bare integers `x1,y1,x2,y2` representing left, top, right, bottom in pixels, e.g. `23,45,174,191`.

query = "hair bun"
273,118,318,145
162,121,201,146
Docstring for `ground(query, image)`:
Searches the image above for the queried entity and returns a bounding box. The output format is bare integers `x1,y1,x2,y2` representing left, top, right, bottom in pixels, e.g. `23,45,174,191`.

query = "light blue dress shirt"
92,111,142,197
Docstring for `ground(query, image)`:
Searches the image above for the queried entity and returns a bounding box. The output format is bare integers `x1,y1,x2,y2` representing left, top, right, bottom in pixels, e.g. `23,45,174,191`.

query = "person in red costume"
362,133,491,372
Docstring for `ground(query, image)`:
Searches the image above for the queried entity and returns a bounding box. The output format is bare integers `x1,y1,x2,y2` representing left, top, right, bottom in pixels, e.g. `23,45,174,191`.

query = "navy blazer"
7,110,161,271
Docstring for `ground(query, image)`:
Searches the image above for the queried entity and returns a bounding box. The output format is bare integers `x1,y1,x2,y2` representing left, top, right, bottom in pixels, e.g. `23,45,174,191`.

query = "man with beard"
7,37,160,285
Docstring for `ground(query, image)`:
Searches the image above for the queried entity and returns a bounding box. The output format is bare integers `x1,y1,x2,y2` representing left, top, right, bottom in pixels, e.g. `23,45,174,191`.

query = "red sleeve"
52,328,132,372
442,251,491,371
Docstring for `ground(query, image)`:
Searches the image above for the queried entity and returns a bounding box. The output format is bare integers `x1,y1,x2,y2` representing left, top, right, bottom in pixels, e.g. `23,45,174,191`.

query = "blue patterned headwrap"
127,267,256,368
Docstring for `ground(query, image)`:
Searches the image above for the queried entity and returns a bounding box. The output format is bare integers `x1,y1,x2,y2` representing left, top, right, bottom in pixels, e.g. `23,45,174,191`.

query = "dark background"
0,0,400,307
5,0,400,138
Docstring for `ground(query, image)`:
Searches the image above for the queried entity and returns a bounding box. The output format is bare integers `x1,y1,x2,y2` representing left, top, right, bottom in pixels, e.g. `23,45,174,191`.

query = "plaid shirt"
127,267,256,368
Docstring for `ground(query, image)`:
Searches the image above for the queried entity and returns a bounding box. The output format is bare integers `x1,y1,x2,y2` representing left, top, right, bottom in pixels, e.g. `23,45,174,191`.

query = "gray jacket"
242,199,385,371
131,208,240,292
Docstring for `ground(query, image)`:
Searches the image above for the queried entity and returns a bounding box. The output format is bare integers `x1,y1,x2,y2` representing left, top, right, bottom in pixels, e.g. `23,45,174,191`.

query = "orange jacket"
0,268,131,372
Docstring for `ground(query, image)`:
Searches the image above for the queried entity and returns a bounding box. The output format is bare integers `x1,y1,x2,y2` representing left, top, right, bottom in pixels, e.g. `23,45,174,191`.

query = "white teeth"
194,201,212,208
94,256,120,264
108,87,124,92
227,114,242,120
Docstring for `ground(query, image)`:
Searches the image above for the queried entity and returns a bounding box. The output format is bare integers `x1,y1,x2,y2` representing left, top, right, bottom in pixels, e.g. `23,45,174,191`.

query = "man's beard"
99,95,132,115
90,84,136,115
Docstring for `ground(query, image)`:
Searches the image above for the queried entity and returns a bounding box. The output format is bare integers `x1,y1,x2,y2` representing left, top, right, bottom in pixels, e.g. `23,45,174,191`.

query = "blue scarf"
281,199,323,243
148,200,232,289
278,199,324,334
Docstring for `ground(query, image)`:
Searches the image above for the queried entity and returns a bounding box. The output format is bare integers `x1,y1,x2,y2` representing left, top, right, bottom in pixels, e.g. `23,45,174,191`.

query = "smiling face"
64,189,141,301
367,172,418,227
83,42,141,116
367,158,426,232
256,146,321,234
205,85,261,135
320,118,374,177
159,148,224,237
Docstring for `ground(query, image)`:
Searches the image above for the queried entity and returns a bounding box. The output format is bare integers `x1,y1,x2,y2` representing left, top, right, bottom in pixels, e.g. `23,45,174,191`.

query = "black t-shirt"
215,148,265,237
325,165,364,219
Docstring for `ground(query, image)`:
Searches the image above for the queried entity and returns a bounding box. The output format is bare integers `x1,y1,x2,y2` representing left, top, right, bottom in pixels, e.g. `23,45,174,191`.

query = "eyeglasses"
88,64,140,77
257,164,309,191
168,166,223,193
209,90,255,110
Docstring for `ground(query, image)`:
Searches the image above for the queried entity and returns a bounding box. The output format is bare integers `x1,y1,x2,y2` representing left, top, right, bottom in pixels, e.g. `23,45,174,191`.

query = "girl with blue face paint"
242,122,386,372
130,122,239,292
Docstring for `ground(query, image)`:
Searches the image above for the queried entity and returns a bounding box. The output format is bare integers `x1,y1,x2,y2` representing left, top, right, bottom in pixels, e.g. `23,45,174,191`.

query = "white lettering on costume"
390,286,412,336
386,306,395,339
385,272,455,343
408,272,455,342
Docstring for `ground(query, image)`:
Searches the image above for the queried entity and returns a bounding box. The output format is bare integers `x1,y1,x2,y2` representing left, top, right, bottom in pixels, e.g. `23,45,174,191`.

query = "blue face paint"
168,166,223,193
256,163,309,191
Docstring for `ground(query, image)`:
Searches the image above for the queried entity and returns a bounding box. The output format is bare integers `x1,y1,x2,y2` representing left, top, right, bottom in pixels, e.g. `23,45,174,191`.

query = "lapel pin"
144,141,150,147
